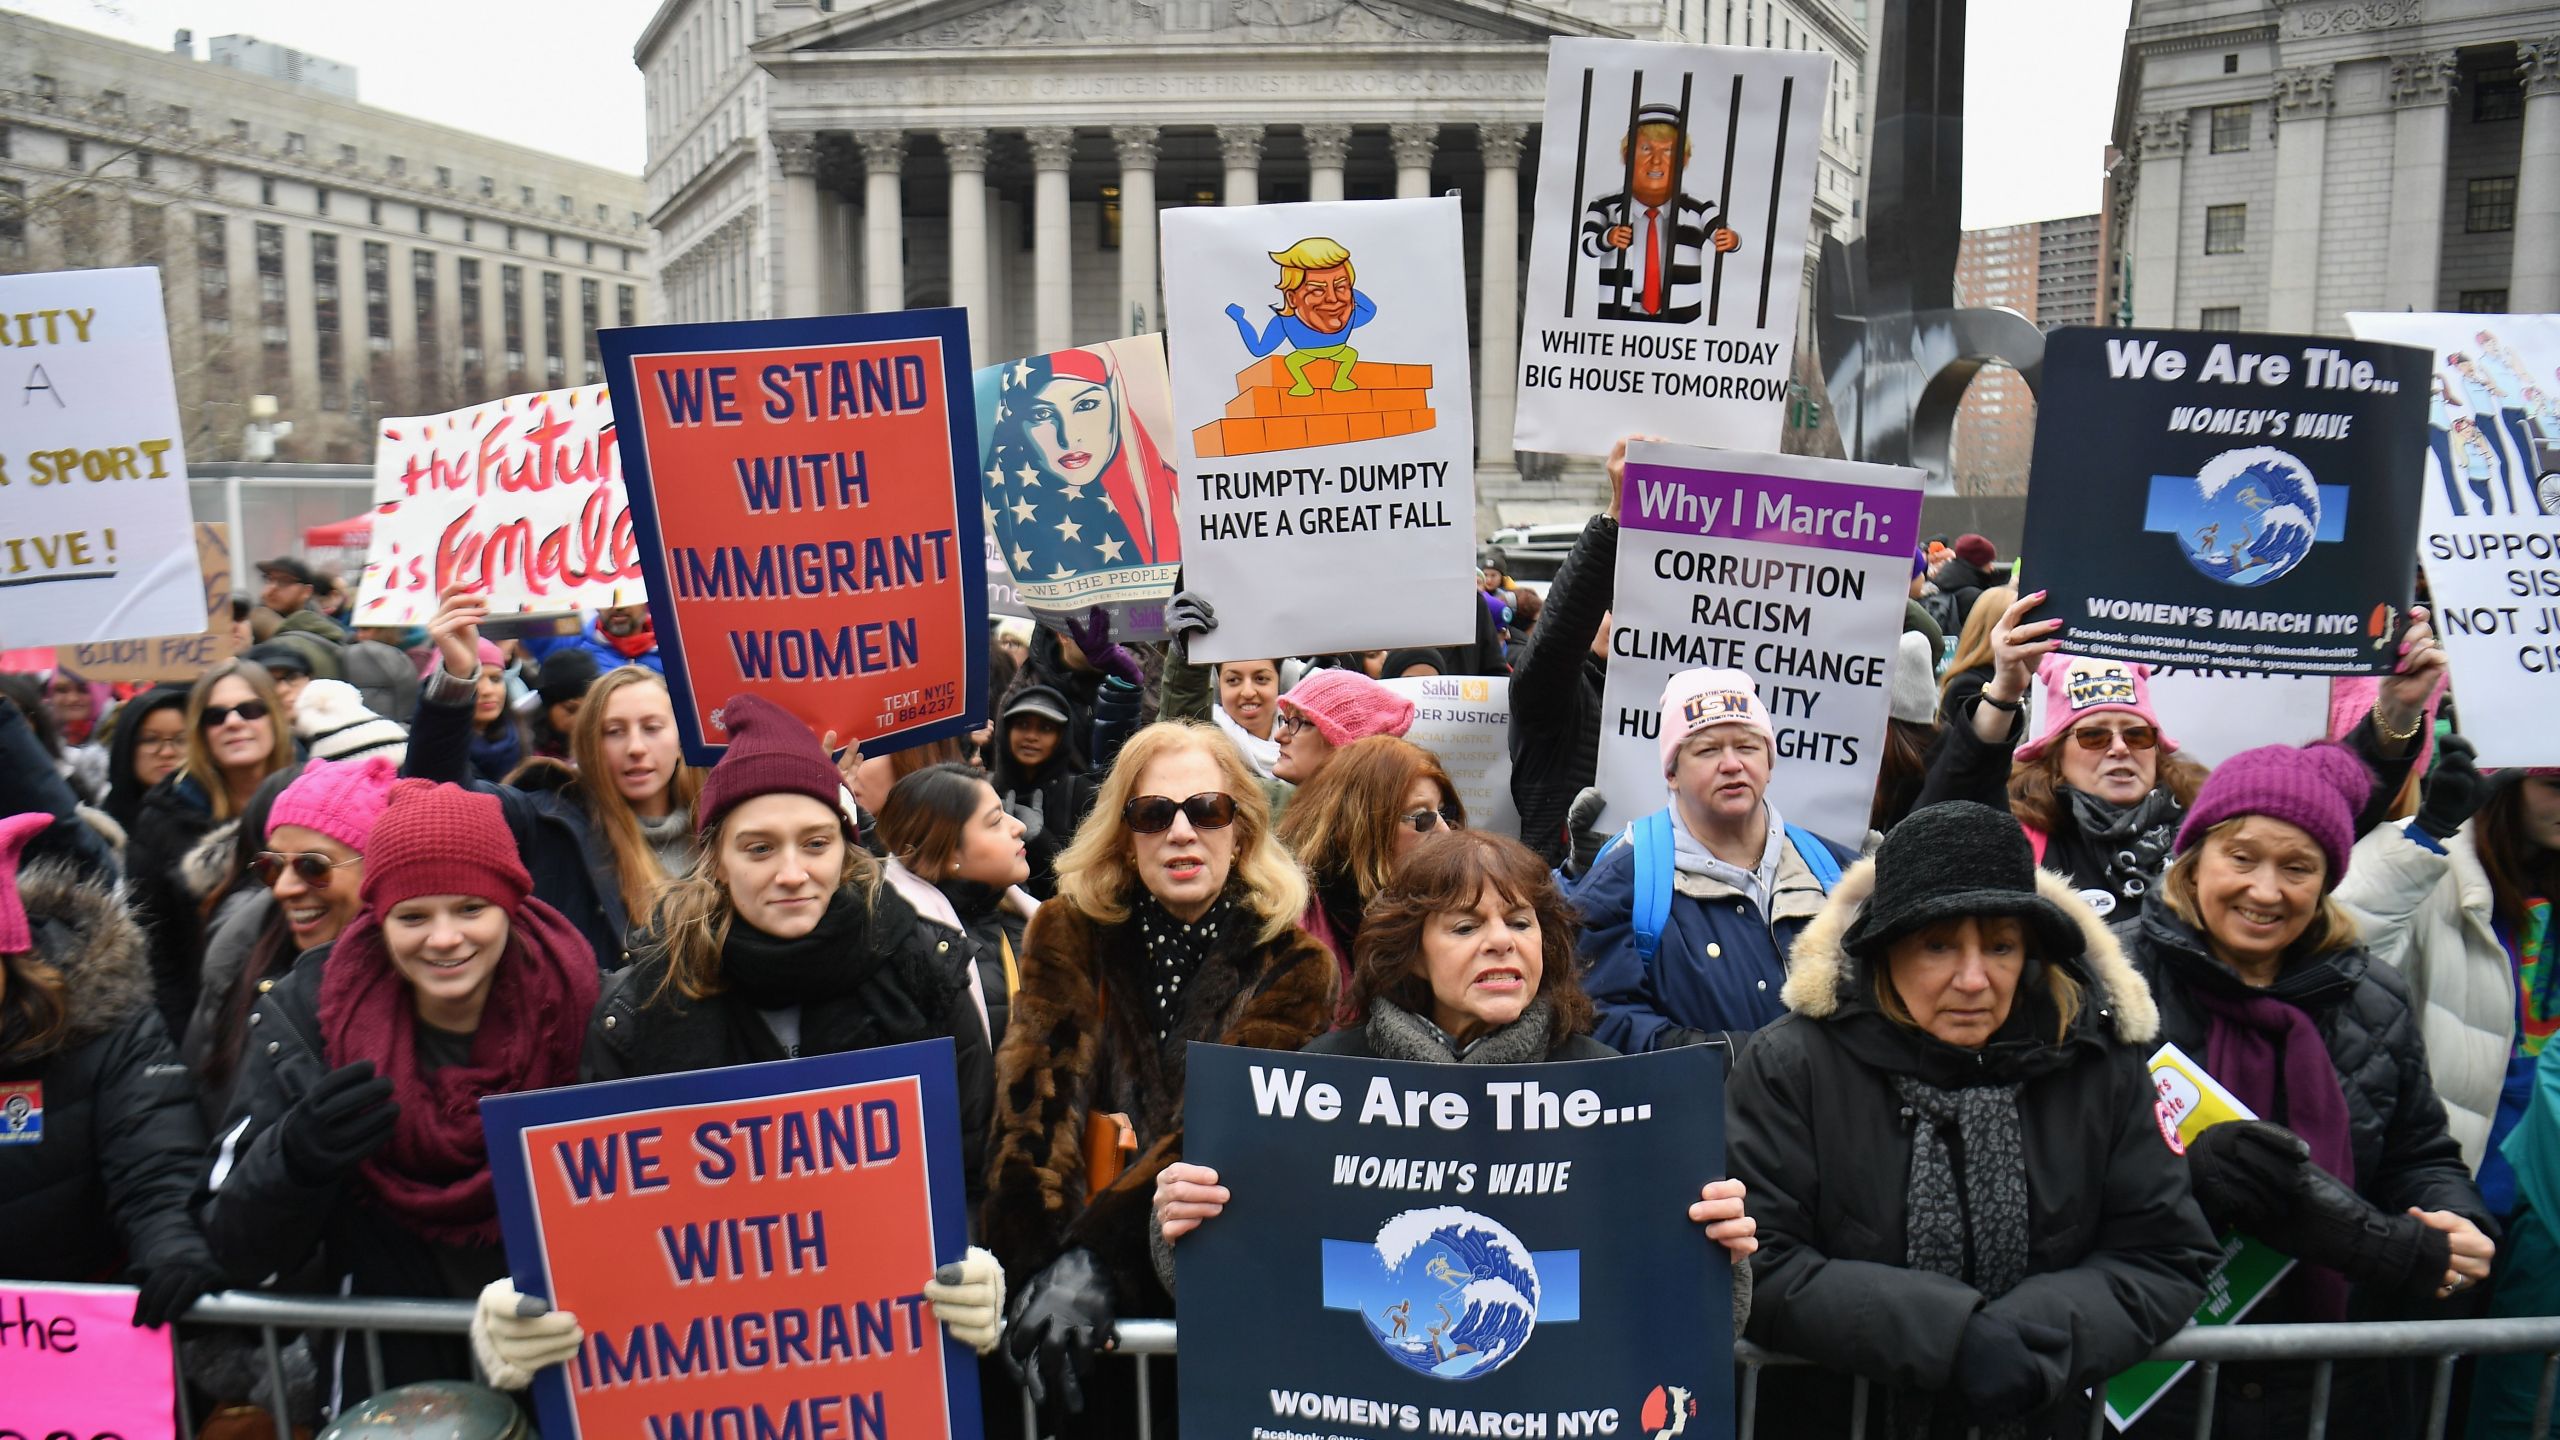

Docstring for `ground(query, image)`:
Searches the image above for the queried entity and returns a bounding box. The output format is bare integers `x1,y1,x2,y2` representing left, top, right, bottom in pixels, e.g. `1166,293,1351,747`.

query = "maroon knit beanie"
1953,533,1997,568
696,693,844,837
2174,742,2372,889
360,779,532,914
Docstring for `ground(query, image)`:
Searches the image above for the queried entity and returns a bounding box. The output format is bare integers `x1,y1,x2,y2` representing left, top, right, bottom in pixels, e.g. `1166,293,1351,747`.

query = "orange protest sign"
53,521,236,683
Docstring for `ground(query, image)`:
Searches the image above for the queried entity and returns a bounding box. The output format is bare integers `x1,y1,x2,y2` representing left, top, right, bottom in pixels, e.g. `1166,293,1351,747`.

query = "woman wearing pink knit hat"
1269,666,1417,787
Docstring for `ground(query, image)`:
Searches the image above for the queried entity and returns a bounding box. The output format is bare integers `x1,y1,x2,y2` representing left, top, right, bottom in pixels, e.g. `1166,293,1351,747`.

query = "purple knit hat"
268,755,403,854
2174,742,2372,889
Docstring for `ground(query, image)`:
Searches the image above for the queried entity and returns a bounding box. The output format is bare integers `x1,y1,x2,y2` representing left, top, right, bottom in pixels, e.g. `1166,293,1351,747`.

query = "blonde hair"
1052,720,1307,944
571,667,706,921
1868,914,2083,1043
1940,585,2016,704
647,800,878,1004
1619,121,1696,162
182,660,295,820
1269,237,1353,297
2160,818,2361,959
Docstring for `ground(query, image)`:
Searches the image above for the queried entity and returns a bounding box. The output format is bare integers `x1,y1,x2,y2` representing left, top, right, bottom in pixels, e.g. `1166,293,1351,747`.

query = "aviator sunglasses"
1123,792,1238,834
251,851,361,888
2068,724,2159,753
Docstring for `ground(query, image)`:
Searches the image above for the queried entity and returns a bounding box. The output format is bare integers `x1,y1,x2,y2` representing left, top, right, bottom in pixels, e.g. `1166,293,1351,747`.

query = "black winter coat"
1509,514,1615,866
1731,860,2218,1439
0,862,218,1290
127,774,233,1037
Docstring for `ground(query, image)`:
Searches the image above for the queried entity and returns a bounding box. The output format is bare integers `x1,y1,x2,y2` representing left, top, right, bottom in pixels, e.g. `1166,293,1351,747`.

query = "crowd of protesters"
0,454,2549,1440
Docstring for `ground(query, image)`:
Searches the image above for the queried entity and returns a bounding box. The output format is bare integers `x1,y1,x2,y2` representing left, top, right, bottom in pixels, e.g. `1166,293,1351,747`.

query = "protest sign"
483,1041,983,1440
0,267,206,646
1164,198,1476,663
1598,442,1923,840
0,1281,177,1438
2345,312,2560,765
1179,1042,1729,1440
1514,39,1829,458
600,311,986,763
2105,1044,2296,1429
976,334,1180,639
355,383,641,627
2020,327,2431,678
2142,667,2332,768
53,521,236,683
1383,674,1521,839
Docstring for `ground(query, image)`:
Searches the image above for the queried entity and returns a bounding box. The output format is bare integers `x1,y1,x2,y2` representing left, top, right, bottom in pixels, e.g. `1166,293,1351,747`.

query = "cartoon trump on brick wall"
1225,236,1378,396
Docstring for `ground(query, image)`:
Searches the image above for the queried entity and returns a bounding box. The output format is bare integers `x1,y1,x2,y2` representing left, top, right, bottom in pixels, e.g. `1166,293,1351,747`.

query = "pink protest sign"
0,1282,176,1439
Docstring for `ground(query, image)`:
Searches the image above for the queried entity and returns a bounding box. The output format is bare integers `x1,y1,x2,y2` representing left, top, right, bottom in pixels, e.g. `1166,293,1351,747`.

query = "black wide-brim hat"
1841,801,2085,962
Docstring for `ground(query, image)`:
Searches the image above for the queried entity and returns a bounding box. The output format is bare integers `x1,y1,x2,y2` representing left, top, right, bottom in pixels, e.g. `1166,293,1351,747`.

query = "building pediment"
765,0,1614,54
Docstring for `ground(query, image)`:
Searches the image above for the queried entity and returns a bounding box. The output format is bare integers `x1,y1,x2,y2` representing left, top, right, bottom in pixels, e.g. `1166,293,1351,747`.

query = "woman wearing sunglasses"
1917,590,2439,920
987,720,1336,1431
128,660,298,1036
1277,735,1465,1015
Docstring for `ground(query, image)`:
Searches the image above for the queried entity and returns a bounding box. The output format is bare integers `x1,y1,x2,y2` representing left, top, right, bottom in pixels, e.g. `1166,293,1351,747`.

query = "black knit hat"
536,648,601,708
1842,802,2083,961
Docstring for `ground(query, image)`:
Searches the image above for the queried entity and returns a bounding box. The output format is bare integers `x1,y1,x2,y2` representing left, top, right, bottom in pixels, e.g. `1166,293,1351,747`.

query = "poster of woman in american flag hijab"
975,334,1182,639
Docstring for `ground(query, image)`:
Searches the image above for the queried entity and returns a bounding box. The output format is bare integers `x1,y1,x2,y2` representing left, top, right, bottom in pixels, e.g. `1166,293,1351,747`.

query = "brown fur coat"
983,893,1335,1313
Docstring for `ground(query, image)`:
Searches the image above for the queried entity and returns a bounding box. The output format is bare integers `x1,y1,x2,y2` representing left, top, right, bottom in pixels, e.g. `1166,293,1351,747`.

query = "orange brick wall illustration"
1192,355,1439,458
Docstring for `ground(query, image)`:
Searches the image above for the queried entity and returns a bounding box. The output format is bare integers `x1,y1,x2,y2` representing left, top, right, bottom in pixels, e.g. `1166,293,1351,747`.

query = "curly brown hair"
1347,830,1593,1050
2009,733,2210,835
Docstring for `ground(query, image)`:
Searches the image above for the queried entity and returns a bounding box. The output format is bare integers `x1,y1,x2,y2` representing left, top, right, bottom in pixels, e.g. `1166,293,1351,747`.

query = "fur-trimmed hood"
17,861,154,1048
178,817,242,904
1781,856,2160,1045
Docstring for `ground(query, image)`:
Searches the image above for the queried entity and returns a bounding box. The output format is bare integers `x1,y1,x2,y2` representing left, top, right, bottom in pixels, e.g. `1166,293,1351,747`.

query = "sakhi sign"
602,312,986,764
483,1043,984,1440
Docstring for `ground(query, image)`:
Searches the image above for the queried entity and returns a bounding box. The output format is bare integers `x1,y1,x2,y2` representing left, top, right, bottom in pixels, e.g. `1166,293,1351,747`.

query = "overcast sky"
10,0,2130,228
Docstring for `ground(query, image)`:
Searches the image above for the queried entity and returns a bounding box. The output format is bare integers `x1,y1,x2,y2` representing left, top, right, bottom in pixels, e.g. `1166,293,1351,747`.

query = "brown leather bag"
1082,964,1138,1191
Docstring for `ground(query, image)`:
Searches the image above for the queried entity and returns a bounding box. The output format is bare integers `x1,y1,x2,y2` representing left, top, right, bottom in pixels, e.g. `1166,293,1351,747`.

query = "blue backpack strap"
1628,808,1676,965
1783,823,1843,893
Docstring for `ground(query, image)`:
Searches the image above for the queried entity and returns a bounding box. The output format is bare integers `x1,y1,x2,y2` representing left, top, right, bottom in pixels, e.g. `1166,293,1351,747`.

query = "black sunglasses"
1123,792,1238,835
251,851,360,887
200,699,271,728
1399,804,1463,835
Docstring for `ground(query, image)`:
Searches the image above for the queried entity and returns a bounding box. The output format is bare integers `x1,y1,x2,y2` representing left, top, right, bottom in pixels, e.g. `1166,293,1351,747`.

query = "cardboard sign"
1178,1043,1729,1440
356,384,641,627
2345,312,2560,765
51,521,237,683
1514,39,1830,458
483,1043,983,1440
600,312,987,764
1164,199,1476,663
2020,327,2431,678
976,335,1181,639
0,1282,177,1438
1598,443,1924,841
1382,674,1521,840
0,267,206,646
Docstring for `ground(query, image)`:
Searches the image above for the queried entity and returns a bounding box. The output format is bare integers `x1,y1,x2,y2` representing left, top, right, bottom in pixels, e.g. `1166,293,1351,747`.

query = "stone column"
857,131,907,313
942,127,991,357
2384,52,2460,312
1476,123,1527,469
1391,123,1439,199
2513,38,2560,313
2267,66,2332,333
2128,111,2186,329
1029,127,1076,353
1304,124,1352,204
774,130,823,318
1113,126,1160,335
1219,125,1263,207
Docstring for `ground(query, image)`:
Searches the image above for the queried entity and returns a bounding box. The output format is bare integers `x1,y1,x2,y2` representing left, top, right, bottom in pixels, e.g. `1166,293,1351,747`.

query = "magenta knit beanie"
696,693,845,836
269,756,403,854
2175,742,2372,889
360,779,531,914
1278,669,1415,749
0,812,55,955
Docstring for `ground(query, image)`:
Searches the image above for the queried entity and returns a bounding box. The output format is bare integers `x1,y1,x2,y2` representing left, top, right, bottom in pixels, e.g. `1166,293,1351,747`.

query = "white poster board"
356,383,641,626
1598,442,1924,843
2143,668,2335,768
2345,312,2560,766
1164,198,1476,663
1383,674,1521,840
1515,38,1830,458
0,267,206,646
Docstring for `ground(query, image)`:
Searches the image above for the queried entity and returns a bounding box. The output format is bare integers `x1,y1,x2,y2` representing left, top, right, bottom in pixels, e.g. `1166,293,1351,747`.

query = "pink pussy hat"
1659,667,1775,779
2014,653,2178,765
0,813,58,955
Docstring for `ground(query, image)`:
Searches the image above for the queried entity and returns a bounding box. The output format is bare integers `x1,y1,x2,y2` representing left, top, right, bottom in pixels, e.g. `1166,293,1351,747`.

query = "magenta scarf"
2193,983,2356,1319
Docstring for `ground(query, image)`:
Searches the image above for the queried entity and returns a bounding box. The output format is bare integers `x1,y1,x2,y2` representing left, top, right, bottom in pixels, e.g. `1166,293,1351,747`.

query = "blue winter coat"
523,616,664,677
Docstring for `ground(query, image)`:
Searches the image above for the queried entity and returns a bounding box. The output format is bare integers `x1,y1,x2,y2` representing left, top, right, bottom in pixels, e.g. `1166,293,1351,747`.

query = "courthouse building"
640,0,1877,511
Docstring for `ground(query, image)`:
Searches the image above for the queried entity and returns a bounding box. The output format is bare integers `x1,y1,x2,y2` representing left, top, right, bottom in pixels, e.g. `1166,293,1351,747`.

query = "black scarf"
713,887,964,1062
1133,890,1242,1044
1891,1073,2032,1440
2061,785,2182,902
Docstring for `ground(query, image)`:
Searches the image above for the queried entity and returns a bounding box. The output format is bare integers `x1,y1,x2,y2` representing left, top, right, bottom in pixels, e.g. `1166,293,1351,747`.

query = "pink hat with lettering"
2014,653,2177,764
1659,667,1775,779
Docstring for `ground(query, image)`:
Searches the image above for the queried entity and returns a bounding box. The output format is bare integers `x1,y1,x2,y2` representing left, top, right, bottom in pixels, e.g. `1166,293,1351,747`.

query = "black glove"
130,1259,226,1328
2416,736,2488,841
1165,591,1217,652
1951,1309,2071,1422
1563,787,1609,880
279,1060,400,1188
2286,1162,2451,1300
1003,1247,1116,1415
2184,1119,2310,1235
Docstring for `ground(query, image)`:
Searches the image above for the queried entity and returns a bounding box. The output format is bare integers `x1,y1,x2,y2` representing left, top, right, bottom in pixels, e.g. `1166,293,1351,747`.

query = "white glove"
922,1245,1006,1355
471,1277,584,1391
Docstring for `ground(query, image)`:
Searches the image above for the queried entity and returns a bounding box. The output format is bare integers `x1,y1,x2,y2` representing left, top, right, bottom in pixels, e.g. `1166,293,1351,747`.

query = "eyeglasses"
200,700,271,728
250,851,361,888
1400,805,1463,835
1275,711,1311,739
1123,792,1238,835
136,735,187,754
2069,724,2159,753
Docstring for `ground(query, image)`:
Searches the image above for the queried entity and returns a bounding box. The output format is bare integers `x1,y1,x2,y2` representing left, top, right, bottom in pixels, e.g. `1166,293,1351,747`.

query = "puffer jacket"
0,861,219,1289
883,859,1036,1053
2334,820,2511,1172
1732,861,2217,1439
1508,514,1615,866
126,774,235,1036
